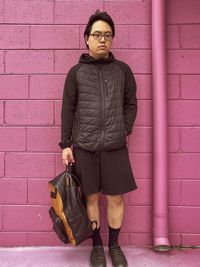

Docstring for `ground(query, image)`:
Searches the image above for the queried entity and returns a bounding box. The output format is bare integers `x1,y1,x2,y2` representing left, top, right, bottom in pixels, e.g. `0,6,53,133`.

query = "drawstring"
93,152,99,163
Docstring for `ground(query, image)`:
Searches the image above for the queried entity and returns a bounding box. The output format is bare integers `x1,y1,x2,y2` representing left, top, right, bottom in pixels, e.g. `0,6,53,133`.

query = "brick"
0,75,28,99
0,0,3,23
169,233,182,246
129,127,152,153
130,25,151,49
168,75,180,99
180,25,200,49
3,205,52,231
169,100,200,126
135,74,152,100
55,153,65,176
169,154,200,179
134,100,152,127
181,127,200,152
5,100,54,125
0,101,3,124
4,0,54,24
0,51,4,73
28,179,50,205
81,236,91,246
130,233,152,246
169,207,200,233
181,75,200,99
0,232,28,247
5,153,54,178
0,178,27,204
104,1,150,24
129,153,152,179
122,206,152,232
169,127,180,153
182,234,200,246
167,0,200,24
130,178,178,207
0,127,26,151
0,26,29,49
79,25,86,49
27,232,63,246
129,180,152,205
55,1,103,24
114,50,151,74
55,50,82,74
181,181,200,205
31,26,79,49
5,50,54,74
55,100,61,126
168,50,200,74
0,152,4,177
167,25,180,49
27,127,60,152
29,75,64,99
169,180,181,205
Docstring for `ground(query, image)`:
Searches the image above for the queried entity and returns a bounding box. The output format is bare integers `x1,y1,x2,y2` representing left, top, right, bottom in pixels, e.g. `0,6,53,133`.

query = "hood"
79,52,115,64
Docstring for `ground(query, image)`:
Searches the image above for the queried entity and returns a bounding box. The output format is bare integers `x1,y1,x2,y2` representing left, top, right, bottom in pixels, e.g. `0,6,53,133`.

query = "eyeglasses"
89,32,113,41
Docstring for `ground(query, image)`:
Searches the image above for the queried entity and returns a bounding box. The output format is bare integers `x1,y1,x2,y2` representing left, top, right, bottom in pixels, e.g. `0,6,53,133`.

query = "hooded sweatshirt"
59,52,137,152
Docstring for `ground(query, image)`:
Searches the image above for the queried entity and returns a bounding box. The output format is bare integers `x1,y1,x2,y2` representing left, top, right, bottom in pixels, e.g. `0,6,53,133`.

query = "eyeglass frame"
89,31,113,41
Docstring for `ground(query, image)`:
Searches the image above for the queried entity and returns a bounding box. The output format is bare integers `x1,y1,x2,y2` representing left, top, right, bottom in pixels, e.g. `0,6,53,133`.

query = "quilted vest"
72,61,127,151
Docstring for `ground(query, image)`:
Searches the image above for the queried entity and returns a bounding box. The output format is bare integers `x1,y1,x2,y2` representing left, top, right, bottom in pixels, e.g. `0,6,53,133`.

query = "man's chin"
97,51,109,57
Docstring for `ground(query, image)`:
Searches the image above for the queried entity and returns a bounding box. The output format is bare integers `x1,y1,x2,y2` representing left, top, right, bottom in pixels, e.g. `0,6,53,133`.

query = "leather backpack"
48,165,93,245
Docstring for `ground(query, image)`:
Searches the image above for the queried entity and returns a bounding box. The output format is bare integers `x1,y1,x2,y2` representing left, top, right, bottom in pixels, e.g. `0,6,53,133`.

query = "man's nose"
99,35,106,42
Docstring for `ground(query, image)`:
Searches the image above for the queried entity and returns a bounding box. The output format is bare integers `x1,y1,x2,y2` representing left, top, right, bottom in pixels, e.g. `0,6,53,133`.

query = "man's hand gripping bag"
48,165,93,245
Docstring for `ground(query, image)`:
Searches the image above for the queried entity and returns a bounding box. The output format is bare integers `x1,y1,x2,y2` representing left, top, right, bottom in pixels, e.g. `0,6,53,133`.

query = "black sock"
92,226,103,247
108,225,120,246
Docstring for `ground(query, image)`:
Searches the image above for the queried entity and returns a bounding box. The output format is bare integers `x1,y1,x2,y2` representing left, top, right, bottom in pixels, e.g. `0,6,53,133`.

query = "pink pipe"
152,0,170,250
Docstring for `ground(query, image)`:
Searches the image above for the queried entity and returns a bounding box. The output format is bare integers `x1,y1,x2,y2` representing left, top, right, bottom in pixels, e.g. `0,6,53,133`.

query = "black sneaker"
90,245,106,267
109,243,128,267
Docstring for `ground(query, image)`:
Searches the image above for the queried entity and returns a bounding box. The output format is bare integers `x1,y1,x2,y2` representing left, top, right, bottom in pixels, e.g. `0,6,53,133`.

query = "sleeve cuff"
59,141,71,149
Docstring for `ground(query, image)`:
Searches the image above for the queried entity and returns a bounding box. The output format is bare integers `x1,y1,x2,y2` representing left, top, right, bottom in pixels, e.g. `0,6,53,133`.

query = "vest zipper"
99,64,105,150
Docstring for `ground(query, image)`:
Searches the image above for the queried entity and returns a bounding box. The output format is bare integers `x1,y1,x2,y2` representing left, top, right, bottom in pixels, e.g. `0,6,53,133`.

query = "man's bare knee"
106,194,124,207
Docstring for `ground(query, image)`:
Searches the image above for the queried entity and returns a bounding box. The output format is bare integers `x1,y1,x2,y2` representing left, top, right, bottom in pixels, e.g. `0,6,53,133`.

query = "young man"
59,10,137,267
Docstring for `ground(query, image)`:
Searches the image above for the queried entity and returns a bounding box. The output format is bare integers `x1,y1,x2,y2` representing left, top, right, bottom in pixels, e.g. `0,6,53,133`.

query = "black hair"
84,10,115,48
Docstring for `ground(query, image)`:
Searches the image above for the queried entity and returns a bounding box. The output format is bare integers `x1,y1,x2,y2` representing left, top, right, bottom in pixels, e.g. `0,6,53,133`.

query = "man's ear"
85,36,89,45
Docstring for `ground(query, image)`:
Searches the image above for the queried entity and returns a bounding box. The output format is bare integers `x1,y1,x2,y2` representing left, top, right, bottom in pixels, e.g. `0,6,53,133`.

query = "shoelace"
109,244,127,262
92,246,105,260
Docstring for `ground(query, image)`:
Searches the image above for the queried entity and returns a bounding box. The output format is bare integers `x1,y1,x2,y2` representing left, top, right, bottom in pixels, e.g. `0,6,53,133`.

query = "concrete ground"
0,246,200,267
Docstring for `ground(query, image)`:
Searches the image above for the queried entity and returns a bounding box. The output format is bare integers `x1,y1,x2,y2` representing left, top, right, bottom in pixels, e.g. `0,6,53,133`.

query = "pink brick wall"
167,0,200,247
0,0,200,247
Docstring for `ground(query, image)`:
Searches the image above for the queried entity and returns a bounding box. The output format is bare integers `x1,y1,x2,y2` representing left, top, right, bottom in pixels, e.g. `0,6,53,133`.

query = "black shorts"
72,146,137,196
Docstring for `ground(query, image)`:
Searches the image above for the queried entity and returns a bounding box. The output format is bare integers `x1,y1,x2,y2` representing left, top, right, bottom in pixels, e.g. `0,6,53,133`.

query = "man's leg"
106,194,124,230
106,194,128,267
87,193,101,230
87,193,106,267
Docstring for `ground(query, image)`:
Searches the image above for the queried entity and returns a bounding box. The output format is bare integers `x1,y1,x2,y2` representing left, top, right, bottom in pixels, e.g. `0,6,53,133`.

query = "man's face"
86,20,113,59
